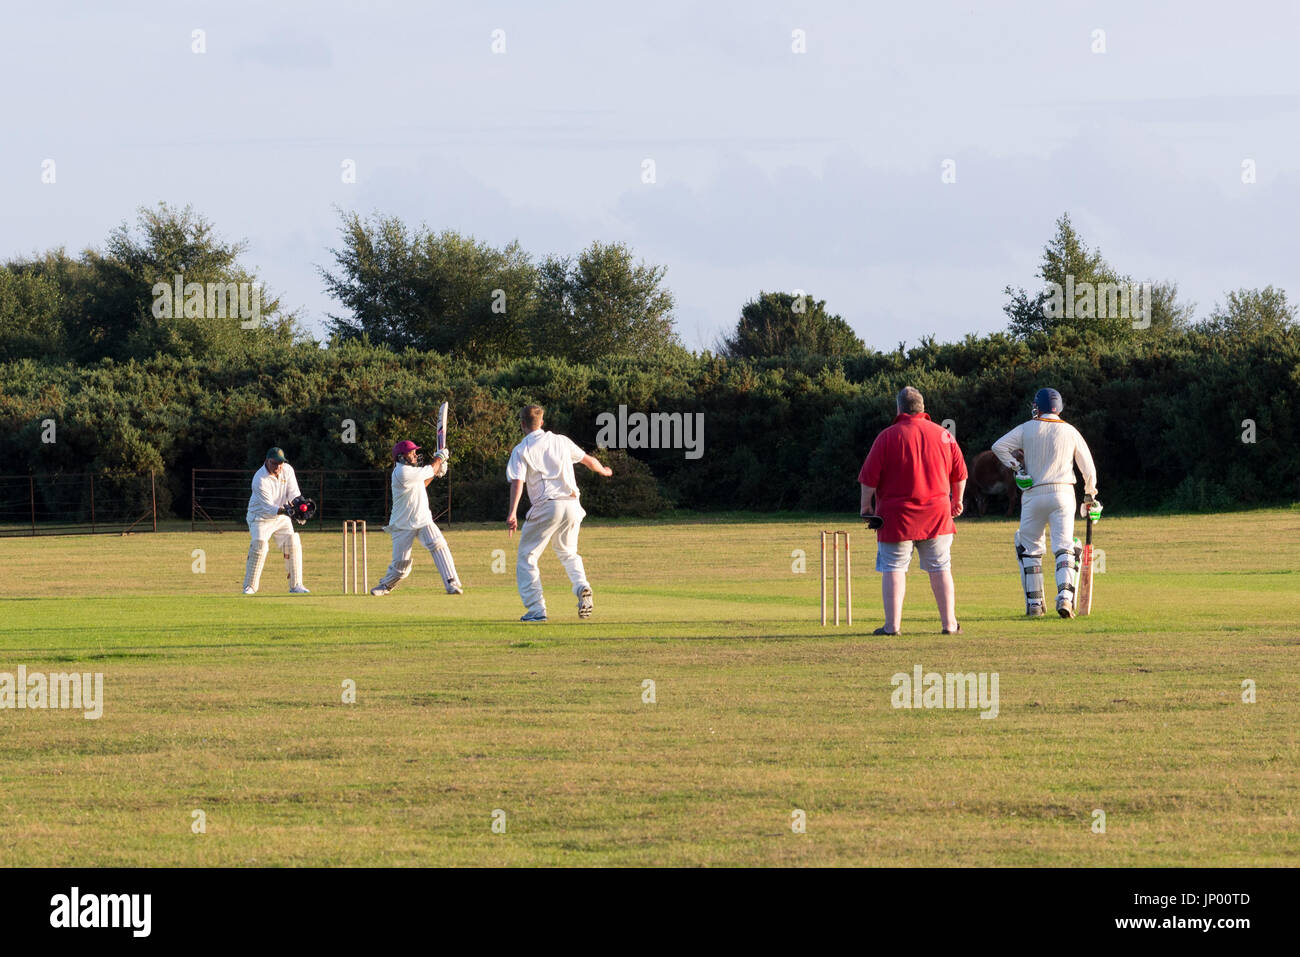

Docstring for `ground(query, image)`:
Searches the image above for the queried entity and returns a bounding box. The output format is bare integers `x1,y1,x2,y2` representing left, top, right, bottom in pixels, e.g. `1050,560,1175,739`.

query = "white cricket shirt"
992,415,1098,495
246,463,302,521
506,429,585,504
388,462,436,529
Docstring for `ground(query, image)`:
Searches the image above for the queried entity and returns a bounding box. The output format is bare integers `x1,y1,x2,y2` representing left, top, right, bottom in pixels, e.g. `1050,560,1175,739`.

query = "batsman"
992,388,1101,618
371,423,463,597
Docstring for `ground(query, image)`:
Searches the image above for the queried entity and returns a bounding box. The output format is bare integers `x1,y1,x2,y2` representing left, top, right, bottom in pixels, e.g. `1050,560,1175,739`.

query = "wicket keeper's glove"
287,496,317,525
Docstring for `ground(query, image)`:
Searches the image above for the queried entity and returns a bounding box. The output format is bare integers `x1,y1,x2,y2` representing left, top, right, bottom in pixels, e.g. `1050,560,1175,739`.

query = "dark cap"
1032,388,1064,415
265,447,287,463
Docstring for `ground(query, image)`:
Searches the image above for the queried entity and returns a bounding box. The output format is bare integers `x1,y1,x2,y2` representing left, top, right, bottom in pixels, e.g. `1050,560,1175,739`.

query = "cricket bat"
436,401,448,454
1075,516,1094,616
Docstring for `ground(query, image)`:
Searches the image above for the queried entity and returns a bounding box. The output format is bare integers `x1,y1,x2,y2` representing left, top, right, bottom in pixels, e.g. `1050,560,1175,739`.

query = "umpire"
858,387,968,635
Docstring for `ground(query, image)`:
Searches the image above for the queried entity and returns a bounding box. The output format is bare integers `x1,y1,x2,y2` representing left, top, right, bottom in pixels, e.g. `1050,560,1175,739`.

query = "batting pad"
284,533,304,590
376,558,414,592
244,540,269,592
431,543,460,592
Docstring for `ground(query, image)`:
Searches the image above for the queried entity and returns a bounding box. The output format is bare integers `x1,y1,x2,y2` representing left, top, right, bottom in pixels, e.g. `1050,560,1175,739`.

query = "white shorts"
875,534,953,573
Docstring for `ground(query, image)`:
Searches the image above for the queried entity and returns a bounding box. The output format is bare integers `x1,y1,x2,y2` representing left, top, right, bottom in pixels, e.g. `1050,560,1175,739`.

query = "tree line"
1,204,1296,517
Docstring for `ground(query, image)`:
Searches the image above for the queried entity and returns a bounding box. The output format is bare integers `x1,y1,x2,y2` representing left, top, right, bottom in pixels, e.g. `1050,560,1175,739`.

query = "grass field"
1,508,1297,866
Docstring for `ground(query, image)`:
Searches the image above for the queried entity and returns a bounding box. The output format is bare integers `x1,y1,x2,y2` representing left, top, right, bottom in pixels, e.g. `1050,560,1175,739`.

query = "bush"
1,327,1296,519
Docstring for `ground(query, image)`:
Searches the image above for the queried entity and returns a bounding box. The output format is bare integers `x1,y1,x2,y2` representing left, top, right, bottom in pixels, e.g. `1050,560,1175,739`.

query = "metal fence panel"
0,472,158,537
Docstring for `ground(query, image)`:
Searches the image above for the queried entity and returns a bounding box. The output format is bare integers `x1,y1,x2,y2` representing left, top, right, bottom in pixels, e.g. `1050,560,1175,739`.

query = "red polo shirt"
858,413,967,543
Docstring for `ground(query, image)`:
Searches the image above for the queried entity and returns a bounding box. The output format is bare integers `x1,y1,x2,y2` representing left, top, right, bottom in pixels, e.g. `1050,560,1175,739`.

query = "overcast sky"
4,0,1298,351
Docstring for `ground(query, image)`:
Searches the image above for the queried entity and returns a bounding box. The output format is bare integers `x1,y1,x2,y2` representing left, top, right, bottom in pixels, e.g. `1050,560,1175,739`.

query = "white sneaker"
242,586,256,595
577,586,593,619
370,586,390,596
289,585,311,594
447,580,464,595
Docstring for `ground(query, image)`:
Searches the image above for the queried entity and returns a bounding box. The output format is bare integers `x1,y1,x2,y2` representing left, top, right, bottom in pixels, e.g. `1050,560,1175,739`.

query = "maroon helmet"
392,440,420,462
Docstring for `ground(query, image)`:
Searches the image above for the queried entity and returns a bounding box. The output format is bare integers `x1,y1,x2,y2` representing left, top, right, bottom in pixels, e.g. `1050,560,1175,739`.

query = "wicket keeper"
992,388,1100,618
243,446,310,595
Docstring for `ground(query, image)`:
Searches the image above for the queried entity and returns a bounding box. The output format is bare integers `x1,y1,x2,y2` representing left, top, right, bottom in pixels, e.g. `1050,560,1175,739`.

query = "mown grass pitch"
0,509,1296,866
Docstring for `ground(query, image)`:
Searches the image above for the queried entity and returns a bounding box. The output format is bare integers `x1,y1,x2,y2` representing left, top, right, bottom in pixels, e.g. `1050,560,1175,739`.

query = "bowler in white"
506,404,613,622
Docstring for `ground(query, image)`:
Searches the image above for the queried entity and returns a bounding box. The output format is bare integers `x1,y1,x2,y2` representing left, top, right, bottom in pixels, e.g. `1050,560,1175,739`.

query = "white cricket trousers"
516,497,589,615
249,514,296,550
377,523,459,593
244,515,302,592
1016,484,1077,594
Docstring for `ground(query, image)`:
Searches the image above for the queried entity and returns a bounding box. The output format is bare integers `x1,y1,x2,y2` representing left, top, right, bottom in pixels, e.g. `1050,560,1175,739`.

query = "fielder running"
506,404,613,622
243,446,310,595
992,388,1100,618
371,440,463,596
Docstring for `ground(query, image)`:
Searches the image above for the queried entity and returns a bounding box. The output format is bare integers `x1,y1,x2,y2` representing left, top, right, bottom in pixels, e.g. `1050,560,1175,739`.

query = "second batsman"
992,388,1100,618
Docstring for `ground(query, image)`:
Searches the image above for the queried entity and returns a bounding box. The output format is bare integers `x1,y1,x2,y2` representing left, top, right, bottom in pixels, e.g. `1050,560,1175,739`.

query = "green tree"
102,203,293,359
718,291,865,359
0,266,64,361
1004,213,1175,340
320,211,537,360
1196,286,1297,338
531,241,679,360
3,204,293,362
1145,280,1195,334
